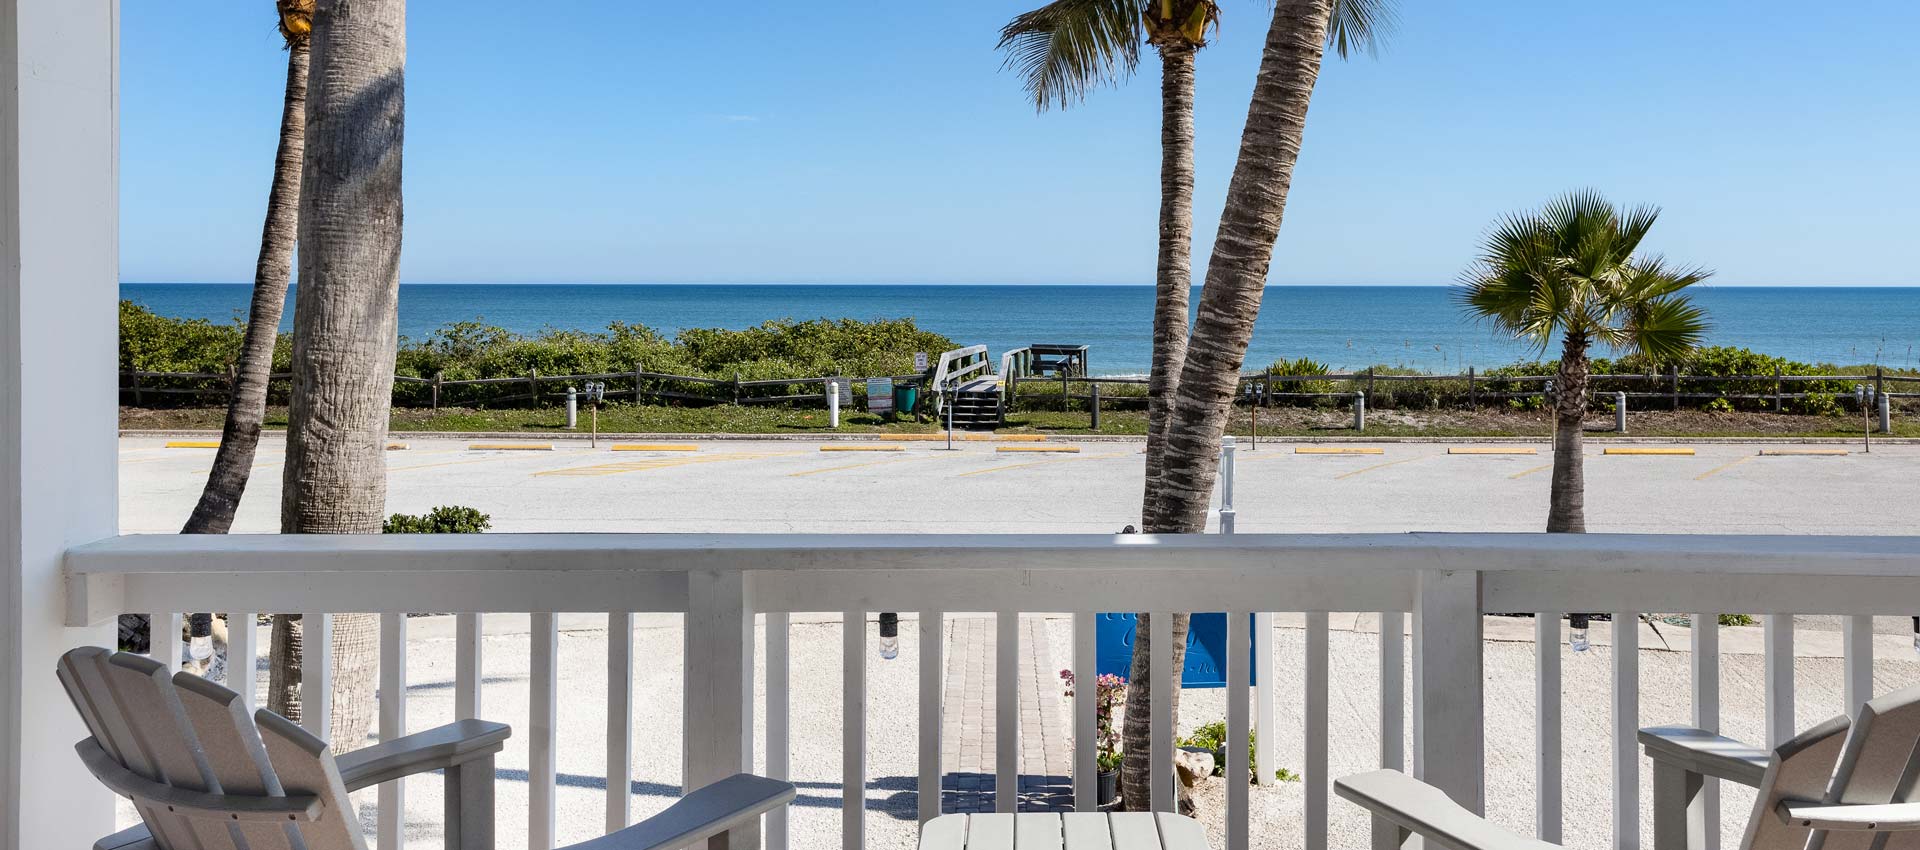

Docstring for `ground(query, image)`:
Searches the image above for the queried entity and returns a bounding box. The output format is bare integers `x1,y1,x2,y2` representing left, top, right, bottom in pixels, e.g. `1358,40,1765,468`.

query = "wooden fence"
121,367,924,411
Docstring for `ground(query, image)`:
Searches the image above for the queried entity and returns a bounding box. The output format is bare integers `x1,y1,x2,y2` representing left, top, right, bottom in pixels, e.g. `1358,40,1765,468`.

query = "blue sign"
1095,613,1255,688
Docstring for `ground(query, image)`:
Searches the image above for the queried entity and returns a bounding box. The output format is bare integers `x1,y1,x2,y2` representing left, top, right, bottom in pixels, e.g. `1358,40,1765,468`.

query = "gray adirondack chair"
59,646,795,850
1337,683,1920,850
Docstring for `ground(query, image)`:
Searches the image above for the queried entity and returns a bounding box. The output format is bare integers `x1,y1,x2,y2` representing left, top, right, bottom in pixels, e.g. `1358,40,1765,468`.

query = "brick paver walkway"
940,615,1073,813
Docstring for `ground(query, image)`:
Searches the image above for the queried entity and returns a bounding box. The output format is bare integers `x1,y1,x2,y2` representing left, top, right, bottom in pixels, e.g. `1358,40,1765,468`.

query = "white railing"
65,532,1920,850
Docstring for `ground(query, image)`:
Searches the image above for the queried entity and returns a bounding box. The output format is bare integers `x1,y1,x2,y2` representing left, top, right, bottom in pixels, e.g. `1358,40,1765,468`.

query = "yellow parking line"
789,456,928,478
1510,464,1552,479
1447,447,1537,455
820,445,904,452
955,453,1110,478
1696,455,1756,481
1758,449,1849,456
468,442,552,451
165,441,220,449
1335,456,1426,480
893,433,1048,442
611,444,699,452
1296,446,1384,455
995,445,1079,453
1603,447,1694,456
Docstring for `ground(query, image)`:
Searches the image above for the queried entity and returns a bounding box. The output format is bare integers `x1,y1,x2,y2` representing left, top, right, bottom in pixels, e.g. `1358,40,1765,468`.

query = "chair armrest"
337,719,511,792
94,823,156,850
1639,726,1771,788
1335,770,1561,850
1779,801,1920,831
558,774,796,850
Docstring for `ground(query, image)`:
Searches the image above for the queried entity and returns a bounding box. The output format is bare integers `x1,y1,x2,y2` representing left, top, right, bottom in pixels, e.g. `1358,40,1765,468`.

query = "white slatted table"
920,812,1213,850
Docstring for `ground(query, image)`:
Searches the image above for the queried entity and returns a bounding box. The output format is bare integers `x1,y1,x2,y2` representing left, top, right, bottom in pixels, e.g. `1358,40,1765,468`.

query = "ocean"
120,283,1920,375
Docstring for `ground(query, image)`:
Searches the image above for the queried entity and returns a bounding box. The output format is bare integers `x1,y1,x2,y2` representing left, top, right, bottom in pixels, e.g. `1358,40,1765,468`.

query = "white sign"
914,352,929,372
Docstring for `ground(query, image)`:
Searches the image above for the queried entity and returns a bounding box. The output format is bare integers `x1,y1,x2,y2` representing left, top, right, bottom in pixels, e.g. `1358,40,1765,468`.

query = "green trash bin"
892,383,919,420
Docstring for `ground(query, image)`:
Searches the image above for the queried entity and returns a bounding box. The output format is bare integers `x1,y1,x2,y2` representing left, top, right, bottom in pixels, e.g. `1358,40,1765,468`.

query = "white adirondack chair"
58,646,795,850
1337,683,1920,850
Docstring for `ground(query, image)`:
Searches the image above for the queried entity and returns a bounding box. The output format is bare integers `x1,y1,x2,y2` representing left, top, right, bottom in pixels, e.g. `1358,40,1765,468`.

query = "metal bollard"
1219,436,1236,535
566,386,578,430
1615,391,1628,433
1090,383,1101,431
1353,392,1366,432
827,379,840,428
1879,390,1892,434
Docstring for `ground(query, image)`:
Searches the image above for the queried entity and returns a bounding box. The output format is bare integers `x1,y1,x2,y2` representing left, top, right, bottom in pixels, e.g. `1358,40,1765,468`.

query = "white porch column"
1,1,122,849
1413,569,1485,815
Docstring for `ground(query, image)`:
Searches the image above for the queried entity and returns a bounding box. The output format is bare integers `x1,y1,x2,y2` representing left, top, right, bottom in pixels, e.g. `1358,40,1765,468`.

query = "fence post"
1060,370,1070,412
431,371,443,412
1468,366,1477,409
130,370,143,406
1090,383,1100,430
1773,365,1783,413
1414,569,1484,814
227,363,238,403
1367,367,1377,399
1876,366,1885,402
733,372,742,405
1670,365,1681,411
633,363,644,403
529,369,539,407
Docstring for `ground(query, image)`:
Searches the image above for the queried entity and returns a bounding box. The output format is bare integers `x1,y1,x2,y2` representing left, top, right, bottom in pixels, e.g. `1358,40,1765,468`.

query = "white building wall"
1,0,120,847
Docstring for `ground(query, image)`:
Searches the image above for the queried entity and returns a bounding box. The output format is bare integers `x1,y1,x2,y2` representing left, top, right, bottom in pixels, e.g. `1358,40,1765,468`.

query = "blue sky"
122,0,1919,286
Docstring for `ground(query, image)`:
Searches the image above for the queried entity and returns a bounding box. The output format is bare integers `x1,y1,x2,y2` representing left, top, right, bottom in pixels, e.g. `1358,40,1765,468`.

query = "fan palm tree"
274,0,407,751
1003,0,1392,811
1458,190,1710,532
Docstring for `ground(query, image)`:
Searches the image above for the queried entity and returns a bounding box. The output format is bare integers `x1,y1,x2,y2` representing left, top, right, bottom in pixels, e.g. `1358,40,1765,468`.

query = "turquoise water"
120,283,1920,375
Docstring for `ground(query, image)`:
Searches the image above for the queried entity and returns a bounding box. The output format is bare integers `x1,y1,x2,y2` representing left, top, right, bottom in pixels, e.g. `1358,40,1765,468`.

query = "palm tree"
998,0,1218,511
183,1,312,535
274,0,407,751
1458,190,1710,532
1005,0,1390,811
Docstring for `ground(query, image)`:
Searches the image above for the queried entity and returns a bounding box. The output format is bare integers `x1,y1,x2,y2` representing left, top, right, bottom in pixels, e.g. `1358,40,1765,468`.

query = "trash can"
893,384,919,419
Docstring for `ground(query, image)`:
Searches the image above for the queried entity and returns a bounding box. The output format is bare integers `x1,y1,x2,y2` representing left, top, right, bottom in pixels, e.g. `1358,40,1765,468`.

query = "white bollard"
827,380,840,428
1615,391,1627,433
566,386,578,430
1880,391,1892,434
1219,436,1236,535
1353,392,1366,432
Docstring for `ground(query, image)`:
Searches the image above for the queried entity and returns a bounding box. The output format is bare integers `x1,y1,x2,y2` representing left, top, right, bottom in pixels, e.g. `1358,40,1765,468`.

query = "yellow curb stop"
385,443,409,451
164,441,220,449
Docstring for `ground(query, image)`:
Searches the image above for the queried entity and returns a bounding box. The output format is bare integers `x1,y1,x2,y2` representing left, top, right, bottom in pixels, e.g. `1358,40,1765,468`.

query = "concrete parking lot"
118,435,1920,535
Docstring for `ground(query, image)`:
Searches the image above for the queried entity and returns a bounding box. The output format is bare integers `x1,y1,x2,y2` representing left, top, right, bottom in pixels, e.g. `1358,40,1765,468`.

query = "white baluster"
769,611,791,850
530,612,557,850
1227,611,1250,850
1613,612,1640,850
1306,611,1330,850
303,613,332,738
919,611,943,824
1537,611,1562,843
607,612,633,833
454,612,482,720
996,611,1019,813
843,610,866,850
378,613,406,850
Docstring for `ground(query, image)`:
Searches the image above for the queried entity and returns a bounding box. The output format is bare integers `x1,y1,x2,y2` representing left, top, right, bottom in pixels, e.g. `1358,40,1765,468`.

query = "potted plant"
1061,669,1128,806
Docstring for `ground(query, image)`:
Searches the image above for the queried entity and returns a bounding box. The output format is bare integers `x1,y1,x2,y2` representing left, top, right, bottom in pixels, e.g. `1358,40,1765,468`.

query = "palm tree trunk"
180,43,308,535
1548,335,1590,533
1151,0,1331,534
278,0,406,751
1142,42,1197,517
1123,0,1335,811
1118,612,1190,810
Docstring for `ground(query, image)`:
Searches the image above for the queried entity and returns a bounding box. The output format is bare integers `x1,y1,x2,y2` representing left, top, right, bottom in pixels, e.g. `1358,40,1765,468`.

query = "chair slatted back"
1744,684,1920,850
57,647,364,850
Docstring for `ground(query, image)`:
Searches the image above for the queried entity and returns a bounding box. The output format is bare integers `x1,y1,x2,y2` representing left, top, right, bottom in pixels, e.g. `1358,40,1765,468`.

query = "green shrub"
1179,720,1300,782
383,505,491,534
1704,397,1734,414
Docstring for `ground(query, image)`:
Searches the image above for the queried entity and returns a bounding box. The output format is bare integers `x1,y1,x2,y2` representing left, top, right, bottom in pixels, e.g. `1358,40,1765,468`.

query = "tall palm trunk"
275,0,406,751
181,43,308,535
1122,39,1201,815
1142,42,1197,512
1149,0,1332,534
1548,334,1590,533
1122,0,1335,812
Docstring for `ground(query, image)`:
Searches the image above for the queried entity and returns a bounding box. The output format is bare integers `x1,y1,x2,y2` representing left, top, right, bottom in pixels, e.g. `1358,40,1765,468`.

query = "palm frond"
1624,295,1710,362
1327,0,1398,59
997,0,1144,111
